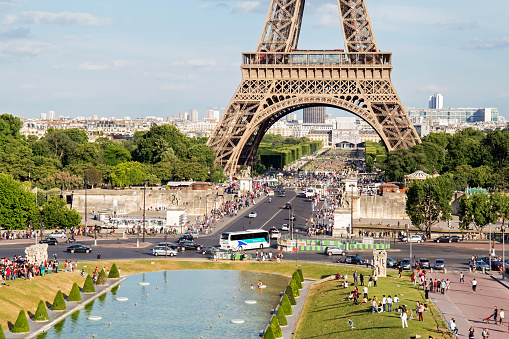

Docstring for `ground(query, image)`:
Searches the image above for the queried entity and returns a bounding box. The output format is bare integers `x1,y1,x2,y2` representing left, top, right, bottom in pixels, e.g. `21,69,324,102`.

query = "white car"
325,246,346,256
152,246,178,256
281,224,289,231
49,231,67,238
403,235,423,243
270,230,281,239
248,212,257,218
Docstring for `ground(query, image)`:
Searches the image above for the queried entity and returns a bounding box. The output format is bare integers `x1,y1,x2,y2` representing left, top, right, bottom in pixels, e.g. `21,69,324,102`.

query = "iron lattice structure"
207,0,421,175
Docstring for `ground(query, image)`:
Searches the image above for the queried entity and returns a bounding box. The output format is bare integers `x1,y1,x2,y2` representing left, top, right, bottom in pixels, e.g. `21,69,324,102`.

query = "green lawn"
294,272,451,339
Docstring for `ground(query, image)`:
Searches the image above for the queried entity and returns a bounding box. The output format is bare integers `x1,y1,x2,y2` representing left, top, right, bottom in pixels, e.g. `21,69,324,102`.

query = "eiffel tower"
207,0,421,175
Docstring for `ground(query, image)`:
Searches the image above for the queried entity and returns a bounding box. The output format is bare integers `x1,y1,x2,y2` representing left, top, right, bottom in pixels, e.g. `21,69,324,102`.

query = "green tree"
175,160,209,181
42,129,76,166
421,132,450,149
70,143,99,165
0,173,37,230
281,294,293,315
33,300,49,321
285,285,296,305
380,149,427,182
84,165,103,188
96,270,108,285
52,290,66,310
111,161,145,187
103,144,132,167
67,282,82,302
0,113,21,145
406,174,454,238
412,142,446,174
270,316,283,338
459,192,498,235
11,310,29,333
365,154,374,172
187,144,215,167
444,130,482,171
0,139,34,180
63,128,88,144
276,305,287,326
481,130,509,169
82,275,95,293
108,263,120,278
135,125,189,163
40,196,81,229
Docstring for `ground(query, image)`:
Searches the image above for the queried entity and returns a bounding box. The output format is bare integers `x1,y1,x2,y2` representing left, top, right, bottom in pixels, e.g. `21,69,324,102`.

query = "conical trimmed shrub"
0,322,5,339
292,272,303,289
68,282,82,302
11,310,29,333
291,279,300,297
108,263,120,278
276,306,287,326
33,300,49,321
297,268,304,282
281,294,293,315
83,275,95,293
52,291,66,311
96,270,108,285
270,315,282,338
264,325,275,339
285,285,296,305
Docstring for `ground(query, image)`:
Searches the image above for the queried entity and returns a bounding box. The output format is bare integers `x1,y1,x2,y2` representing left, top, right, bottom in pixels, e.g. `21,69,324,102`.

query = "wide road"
0,188,494,274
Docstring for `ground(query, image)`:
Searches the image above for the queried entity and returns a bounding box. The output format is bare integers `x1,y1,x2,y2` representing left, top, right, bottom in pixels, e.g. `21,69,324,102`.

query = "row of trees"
382,128,509,190
0,114,225,189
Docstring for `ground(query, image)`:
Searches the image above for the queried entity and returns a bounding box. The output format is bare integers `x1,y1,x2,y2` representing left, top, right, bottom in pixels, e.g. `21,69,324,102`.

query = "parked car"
399,258,411,270
67,244,92,253
158,242,179,251
433,259,445,270
403,235,423,243
417,258,431,269
325,246,346,256
248,212,257,218
39,237,58,245
178,234,194,242
470,260,490,271
490,260,504,271
201,246,221,255
178,241,202,251
183,231,199,239
386,257,397,268
449,235,461,242
434,236,451,243
345,255,366,265
152,246,178,256
281,224,289,231
49,231,66,238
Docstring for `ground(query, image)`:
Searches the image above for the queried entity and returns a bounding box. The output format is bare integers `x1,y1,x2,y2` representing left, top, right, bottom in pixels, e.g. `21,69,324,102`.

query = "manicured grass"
294,271,451,339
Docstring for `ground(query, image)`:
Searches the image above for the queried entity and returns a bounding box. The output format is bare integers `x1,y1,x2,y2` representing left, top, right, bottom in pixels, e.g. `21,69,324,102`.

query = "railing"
242,50,392,67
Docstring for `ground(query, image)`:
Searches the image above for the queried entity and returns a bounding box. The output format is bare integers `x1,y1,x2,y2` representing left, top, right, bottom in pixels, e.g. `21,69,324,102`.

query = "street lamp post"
143,184,146,243
349,184,355,237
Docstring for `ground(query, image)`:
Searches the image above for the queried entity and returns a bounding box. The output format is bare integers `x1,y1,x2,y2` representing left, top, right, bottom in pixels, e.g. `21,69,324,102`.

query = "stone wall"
355,193,408,220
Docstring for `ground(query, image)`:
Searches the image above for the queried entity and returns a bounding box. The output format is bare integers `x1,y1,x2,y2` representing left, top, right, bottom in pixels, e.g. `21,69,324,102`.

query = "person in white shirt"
449,318,458,335
387,295,393,312
401,310,408,328
382,295,387,312
499,309,505,325
363,286,368,299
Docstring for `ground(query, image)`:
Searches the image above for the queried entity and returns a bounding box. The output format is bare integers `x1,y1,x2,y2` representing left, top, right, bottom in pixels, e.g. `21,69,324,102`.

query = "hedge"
270,315,282,338
33,300,49,321
96,270,108,285
264,325,275,339
52,290,66,311
276,306,287,326
291,279,300,296
0,322,4,339
285,285,296,305
11,310,29,333
292,272,303,289
108,263,120,278
297,269,304,282
68,282,82,302
83,275,95,293
281,294,293,315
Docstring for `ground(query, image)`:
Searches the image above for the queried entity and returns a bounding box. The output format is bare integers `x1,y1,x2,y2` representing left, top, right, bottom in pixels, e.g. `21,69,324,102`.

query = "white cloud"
0,39,55,59
3,11,112,26
172,59,217,67
232,1,262,14
464,36,509,50
59,34,94,41
161,83,192,91
418,84,447,93
313,4,340,29
78,62,110,71
435,20,478,30
20,83,35,89
113,59,136,67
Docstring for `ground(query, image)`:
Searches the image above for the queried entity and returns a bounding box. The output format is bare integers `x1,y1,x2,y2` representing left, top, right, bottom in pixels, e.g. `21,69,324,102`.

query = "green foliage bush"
83,275,95,293
108,263,120,278
281,294,293,315
33,300,49,321
291,279,300,296
52,290,66,311
67,282,82,302
264,325,275,339
270,315,282,338
292,272,303,289
297,268,304,282
96,269,108,285
11,310,29,333
0,322,5,339
285,285,296,305
276,306,287,326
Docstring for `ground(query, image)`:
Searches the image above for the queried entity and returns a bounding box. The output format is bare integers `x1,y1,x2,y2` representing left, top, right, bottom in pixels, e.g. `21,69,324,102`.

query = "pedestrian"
460,272,465,283
374,275,378,287
441,279,446,294
368,275,372,287
363,286,368,299
418,302,424,321
424,284,430,302
97,252,101,261
493,307,498,324
387,295,392,312
446,279,451,292
360,273,364,286
499,308,504,326
471,278,477,293
481,328,489,338
353,270,358,284
398,264,402,278
382,295,387,312
348,318,355,330
401,309,408,328
468,326,475,339
449,318,458,335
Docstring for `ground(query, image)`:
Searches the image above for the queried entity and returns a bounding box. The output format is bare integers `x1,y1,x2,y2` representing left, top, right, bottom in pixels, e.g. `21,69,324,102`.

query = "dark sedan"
418,258,431,269
434,236,451,243
67,244,92,253
178,241,202,251
490,260,504,271
39,237,58,245
449,235,461,242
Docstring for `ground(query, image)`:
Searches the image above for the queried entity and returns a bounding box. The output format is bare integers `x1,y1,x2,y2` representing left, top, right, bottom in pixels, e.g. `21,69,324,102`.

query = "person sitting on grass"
342,293,354,301
348,318,355,330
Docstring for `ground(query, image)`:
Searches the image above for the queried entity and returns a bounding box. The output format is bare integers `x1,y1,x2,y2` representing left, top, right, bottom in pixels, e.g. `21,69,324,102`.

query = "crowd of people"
0,255,77,286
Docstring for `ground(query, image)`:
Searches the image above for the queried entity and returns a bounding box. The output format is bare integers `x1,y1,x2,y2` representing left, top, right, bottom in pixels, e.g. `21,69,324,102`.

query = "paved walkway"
281,278,314,338
428,271,509,339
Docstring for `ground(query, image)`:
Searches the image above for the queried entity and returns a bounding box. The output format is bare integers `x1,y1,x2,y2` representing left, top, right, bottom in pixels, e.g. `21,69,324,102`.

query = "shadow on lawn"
300,326,396,339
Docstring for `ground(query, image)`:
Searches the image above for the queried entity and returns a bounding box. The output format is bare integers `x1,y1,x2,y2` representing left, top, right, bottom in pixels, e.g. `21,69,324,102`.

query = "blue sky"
0,0,508,120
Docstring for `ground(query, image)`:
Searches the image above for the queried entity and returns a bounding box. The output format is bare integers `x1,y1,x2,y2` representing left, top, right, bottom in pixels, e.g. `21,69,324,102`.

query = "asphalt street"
0,188,494,274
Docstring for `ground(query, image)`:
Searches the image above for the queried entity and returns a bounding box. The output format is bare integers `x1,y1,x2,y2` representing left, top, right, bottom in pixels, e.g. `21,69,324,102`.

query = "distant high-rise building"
303,106,325,124
206,110,220,122
48,110,55,120
189,109,198,122
40,113,47,120
178,112,188,121
286,113,297,122
428,93,443,109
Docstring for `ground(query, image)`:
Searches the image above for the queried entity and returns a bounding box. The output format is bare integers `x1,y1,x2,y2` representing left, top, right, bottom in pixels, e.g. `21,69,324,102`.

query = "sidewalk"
281,278,315,339
428,271,509,339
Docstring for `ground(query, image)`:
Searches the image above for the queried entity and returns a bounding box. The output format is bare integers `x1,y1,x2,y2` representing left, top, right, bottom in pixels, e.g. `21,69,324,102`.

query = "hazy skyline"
0,0,508,120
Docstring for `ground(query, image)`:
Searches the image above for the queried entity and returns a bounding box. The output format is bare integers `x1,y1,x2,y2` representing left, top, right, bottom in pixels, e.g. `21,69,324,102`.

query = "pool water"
36,270,289,339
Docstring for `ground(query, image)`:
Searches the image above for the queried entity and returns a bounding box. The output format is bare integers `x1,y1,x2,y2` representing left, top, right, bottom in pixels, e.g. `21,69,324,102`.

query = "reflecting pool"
37,270,289,339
